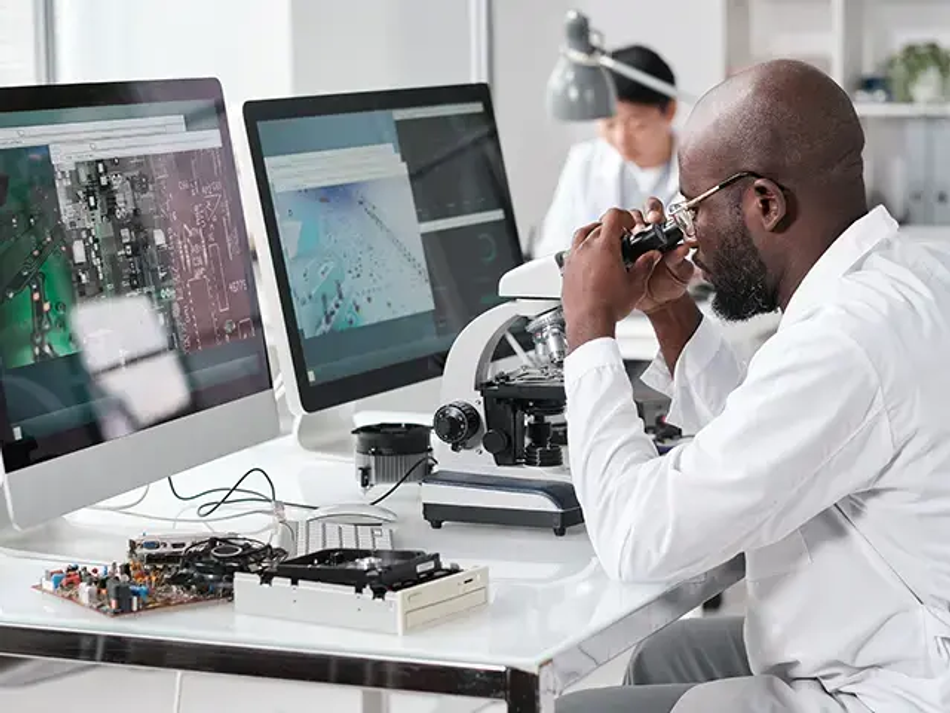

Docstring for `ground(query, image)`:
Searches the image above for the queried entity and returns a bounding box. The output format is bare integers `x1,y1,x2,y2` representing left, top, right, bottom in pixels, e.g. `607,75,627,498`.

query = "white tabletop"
0,435,742,704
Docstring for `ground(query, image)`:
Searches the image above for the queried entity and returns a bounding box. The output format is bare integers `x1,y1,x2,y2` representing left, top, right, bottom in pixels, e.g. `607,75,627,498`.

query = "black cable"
369,456,435,506
168,468,275,517
168,468,319,518
167,475,272,507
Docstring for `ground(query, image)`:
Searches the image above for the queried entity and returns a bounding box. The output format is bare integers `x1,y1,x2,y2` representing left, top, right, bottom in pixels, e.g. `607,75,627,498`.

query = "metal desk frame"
0,556,743,712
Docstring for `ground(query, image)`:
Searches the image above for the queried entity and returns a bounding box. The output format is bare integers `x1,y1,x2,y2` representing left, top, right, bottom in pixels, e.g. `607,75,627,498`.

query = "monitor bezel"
0,77,278,531
243,83,525,413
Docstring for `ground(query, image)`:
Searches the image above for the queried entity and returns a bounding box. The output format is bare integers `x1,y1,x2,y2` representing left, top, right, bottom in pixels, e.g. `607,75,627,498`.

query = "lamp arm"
560,43,695,105
599,54,695,104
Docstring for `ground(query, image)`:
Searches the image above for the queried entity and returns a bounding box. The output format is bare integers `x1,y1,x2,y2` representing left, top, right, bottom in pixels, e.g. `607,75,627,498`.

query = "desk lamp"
546,10,694,121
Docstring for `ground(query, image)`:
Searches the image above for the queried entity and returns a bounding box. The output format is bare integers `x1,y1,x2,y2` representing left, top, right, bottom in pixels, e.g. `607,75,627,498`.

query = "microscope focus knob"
481,429,509,455
433,401,481,446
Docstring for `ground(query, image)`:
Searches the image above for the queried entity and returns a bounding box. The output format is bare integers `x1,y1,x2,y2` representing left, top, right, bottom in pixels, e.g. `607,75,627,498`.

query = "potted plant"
887,42,950,103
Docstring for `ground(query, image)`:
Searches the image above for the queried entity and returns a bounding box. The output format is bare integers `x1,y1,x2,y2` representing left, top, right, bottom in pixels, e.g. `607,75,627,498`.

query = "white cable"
171,671,184,713
87,484,151,512
101,508,276,526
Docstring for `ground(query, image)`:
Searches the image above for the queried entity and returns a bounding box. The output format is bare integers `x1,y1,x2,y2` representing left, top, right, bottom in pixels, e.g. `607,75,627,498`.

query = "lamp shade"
546,55,616,121
545,10,617,121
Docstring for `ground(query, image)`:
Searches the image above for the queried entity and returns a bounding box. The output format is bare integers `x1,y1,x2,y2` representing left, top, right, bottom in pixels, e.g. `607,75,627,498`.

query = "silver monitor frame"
243,83,529,426
0,77,279,533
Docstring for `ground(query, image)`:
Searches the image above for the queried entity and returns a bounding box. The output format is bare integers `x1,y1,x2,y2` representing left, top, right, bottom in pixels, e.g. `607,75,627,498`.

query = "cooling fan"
170,536,286,594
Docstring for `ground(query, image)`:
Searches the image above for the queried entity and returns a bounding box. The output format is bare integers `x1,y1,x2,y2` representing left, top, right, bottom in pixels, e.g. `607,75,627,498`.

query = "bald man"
556,59,950,713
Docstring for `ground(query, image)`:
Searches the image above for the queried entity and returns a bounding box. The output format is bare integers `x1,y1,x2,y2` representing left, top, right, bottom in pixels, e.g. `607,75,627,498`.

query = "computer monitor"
0,78,277,533
243,84,525,428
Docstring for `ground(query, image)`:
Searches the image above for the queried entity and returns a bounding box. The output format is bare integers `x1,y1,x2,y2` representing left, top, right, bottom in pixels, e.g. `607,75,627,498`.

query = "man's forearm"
566,311,615,354
646,294,703,375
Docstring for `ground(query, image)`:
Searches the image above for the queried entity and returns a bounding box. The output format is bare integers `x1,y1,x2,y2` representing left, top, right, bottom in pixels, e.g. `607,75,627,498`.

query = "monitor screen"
246,85,524,412
0,82,271,473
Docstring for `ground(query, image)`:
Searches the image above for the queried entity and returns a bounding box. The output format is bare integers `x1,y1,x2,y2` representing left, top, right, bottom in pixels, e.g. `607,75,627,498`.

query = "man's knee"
558,683,694,713
625,619,692,685
624,616,744,686
672,675,799,713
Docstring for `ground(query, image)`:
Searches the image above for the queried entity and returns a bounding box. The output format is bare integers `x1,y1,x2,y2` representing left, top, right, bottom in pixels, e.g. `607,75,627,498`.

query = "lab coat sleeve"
638,315,747,434
534,147,586,258
563,325,895,584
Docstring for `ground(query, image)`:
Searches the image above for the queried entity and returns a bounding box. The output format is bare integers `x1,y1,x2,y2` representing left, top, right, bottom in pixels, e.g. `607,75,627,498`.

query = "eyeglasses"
668,171,763,237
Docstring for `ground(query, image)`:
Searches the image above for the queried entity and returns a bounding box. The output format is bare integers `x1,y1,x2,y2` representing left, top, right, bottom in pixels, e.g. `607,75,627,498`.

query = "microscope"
420,221,683,536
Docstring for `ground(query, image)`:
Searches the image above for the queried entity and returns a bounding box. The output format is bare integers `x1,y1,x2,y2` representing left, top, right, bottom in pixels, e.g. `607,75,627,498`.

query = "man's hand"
561,208,663,352
632,198,695,315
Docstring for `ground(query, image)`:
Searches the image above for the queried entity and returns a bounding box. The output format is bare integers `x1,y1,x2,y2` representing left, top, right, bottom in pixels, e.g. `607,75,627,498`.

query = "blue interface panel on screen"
0,79,277,533
244,85,525,416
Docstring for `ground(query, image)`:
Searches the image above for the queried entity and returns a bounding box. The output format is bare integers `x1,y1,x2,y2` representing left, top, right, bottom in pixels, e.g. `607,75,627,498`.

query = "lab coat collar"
779,205,898,329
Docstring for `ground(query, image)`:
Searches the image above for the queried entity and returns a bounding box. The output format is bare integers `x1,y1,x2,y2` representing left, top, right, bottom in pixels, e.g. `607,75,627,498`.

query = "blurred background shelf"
855,102,950,118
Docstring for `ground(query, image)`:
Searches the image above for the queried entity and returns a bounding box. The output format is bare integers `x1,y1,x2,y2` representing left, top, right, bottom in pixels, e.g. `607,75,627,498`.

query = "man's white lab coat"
534,138,680,258
563,206,950,712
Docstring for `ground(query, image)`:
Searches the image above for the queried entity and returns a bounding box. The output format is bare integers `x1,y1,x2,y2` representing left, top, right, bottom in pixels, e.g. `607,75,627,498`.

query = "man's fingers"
628,209,647,231
659,245,695,284
570,221,601,251
662,244,691,265
644,196,667,224
670,258,696,284
629,250,662,284
594,208,634,250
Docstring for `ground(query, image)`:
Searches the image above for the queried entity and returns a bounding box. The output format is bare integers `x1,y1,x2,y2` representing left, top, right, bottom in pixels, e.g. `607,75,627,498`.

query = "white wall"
747,0,833,75
0,0,44,86
52,0,293,104
492,0,729,255
491,0,577,254
290,0,475,95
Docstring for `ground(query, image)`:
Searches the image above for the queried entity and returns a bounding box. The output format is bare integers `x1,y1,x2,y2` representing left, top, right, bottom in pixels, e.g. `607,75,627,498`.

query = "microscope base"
420,471,584,536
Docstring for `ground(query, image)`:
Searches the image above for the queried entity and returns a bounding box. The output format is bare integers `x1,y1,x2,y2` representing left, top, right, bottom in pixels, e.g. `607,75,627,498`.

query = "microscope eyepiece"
554,221,684,269
620,222,684,266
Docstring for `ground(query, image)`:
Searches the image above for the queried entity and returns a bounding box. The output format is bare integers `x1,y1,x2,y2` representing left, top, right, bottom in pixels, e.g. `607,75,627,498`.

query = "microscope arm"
440,298,560,411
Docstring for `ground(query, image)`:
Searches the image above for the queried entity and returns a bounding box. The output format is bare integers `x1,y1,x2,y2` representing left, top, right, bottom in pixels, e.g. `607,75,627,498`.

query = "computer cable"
167,467,318,519
168,467,275,517
87,483,151,512
171,671,184,713
369,456,436,506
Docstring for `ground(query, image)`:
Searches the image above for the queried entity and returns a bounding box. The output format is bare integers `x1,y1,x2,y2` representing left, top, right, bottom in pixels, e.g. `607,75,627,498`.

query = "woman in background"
534,45,680,258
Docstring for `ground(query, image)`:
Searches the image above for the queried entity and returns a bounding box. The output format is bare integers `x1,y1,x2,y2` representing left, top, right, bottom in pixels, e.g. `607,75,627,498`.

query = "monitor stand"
293,377,440,461
0,511,136,563
0,484,236,564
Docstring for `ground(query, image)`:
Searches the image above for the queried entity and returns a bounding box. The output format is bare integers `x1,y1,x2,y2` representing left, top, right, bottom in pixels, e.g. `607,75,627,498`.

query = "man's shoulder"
839,233,950,332
785,236,950,379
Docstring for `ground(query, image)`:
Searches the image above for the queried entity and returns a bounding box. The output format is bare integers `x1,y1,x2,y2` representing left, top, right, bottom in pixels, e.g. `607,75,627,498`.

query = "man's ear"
752,178,787,232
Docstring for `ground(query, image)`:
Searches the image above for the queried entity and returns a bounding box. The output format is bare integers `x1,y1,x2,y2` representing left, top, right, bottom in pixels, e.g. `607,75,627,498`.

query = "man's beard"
706,222,777,321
